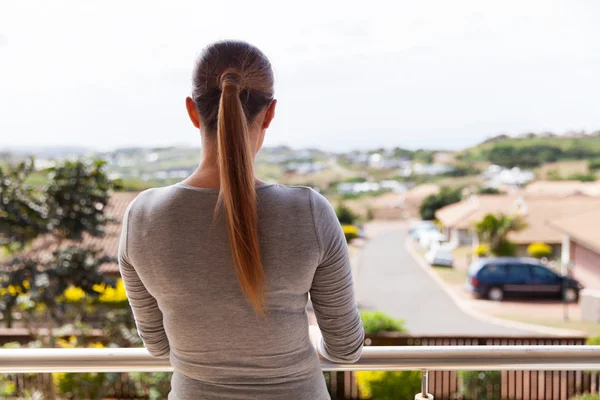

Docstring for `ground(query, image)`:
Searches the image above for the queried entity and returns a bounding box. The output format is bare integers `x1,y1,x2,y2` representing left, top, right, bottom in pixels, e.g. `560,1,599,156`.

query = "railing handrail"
1,346,599,373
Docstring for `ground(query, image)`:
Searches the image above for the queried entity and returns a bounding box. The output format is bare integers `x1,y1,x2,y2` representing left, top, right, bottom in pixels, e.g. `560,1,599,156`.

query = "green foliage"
129,372,173,400
45,159,121,240
589,158,600,171
441,163,480,177
475,213,526,256
0,159,118,328
356,370,421,400
527,242,553,259
360,311,406,334
459,370,501,400
0,159,47,249
569,395,600,400
419,187,463,220
413,149,436,164
55,372,127,399
462,137,600,168
587,335,600,345
494,240,518,257
478,187,504,195
567,173,597,182
336,203,357,225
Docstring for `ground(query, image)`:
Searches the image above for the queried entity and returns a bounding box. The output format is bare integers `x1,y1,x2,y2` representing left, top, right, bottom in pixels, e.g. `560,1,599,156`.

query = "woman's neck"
181,144,265,189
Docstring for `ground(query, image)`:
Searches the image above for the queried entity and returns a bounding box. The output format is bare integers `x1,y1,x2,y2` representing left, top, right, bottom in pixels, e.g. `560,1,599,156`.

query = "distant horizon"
2,128,599,156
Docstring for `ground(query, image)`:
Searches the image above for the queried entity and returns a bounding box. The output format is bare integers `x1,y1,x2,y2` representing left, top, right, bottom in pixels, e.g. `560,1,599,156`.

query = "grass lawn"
498,314,600,338
433,266,468,285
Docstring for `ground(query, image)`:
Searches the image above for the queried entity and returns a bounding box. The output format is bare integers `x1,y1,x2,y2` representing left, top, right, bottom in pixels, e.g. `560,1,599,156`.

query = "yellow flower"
89,342,105,348
22,280,30,290
8,285,17,296
99,279,128,303
63,286,86,302
53,372,66,386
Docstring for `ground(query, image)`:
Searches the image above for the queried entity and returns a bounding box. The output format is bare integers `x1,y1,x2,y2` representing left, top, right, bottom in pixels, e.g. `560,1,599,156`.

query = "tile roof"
548,207,600,253
2,192,139,275
436,194,600,244
524,181,600,197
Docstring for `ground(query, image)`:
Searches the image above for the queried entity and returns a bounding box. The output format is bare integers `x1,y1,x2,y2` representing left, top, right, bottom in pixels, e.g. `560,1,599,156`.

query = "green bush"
460,370,501,400
587,335,600,345
527,242,553,259
570,395,600,400
360,311,406,334
419,187,463,221
356,370,421,400
336,203,357,225
589,158,600,171
494,240,517,257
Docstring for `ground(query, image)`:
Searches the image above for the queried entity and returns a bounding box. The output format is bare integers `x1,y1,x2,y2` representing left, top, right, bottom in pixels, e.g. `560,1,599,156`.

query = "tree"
0,159,118,329
0,160,47,250
475,213,527,256
336,203,357,225
419,187,462,220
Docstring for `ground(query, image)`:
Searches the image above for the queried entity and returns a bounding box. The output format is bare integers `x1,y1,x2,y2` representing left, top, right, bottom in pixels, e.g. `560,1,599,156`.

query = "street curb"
405,240,586,338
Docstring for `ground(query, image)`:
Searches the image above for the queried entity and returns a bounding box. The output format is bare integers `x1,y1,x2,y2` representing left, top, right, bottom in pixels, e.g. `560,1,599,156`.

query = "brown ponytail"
191,41,274,315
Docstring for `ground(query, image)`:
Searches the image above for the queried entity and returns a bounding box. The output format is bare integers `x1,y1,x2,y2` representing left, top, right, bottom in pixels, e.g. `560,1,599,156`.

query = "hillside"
460,133,600,168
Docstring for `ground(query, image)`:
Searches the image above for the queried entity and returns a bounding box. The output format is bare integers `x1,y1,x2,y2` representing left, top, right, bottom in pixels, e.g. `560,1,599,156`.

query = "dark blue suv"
465,257,583,302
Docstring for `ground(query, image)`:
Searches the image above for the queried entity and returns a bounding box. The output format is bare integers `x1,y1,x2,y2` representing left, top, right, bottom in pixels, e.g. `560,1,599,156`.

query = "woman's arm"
308,190,364,363
118,204,170,359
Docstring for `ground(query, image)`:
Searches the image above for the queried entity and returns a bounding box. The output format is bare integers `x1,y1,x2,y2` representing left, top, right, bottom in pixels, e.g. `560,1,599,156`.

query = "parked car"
409,221,438,240
419,230,448,249
425,245,454,267
465,257,583,302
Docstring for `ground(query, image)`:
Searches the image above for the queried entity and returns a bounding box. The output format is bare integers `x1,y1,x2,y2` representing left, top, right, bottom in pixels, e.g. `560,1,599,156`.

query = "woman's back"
119,182,364,398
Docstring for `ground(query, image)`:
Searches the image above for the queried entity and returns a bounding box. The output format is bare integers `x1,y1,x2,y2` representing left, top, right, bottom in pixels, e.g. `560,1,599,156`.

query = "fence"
1,336,599,400
327,335,599,400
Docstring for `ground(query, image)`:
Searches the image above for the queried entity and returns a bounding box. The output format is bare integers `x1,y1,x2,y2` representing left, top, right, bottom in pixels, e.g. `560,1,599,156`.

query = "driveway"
354,221,531,336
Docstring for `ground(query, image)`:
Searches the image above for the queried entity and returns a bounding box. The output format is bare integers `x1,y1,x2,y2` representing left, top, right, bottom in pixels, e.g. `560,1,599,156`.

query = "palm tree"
475,213,527,256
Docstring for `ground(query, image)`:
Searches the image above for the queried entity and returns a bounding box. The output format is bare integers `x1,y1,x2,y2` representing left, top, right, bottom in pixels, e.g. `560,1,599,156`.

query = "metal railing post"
415,369,434,399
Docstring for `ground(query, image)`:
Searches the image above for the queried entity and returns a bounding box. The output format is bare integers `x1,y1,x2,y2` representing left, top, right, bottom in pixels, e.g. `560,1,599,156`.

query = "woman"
118,40,364,399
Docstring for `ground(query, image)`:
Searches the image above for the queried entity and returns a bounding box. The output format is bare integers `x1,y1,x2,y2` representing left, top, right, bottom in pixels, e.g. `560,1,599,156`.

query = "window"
479,264,507,278
531,266,558,281
508,265,531,280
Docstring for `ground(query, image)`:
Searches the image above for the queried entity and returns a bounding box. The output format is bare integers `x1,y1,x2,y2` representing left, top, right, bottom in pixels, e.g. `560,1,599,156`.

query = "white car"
419,230,448,249
425,245,454,267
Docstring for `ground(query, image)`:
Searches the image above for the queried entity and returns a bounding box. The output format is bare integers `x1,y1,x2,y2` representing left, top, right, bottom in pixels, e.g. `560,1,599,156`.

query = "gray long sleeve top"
118,182,364,399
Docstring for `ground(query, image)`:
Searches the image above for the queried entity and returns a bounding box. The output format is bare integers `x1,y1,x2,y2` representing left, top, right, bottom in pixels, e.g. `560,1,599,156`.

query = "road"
354,222,530,336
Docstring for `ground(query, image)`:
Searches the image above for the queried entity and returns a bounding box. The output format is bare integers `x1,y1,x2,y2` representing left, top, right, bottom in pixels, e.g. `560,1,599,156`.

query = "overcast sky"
1,0,599,152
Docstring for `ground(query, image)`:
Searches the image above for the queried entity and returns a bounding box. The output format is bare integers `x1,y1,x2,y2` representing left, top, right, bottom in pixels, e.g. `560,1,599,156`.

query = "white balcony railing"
2,346,600,400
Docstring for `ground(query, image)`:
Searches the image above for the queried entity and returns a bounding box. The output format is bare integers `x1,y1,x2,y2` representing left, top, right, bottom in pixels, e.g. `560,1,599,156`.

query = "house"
524,181,600,197
3,192,139,278
436,195,600,258
549,207,600,290
481,165,535,188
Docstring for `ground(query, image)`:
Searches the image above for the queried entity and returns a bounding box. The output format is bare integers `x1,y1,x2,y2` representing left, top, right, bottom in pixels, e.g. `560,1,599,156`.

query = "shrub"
570,395,600,400
419,187,463,221
342,225,359,242
360,311,406,334
356,371,421,400
475,244,491,257
587,335,600,345
589,158,600,171
494,240,517,257
460,370,501,400
527,242,553,259
336,203,357,225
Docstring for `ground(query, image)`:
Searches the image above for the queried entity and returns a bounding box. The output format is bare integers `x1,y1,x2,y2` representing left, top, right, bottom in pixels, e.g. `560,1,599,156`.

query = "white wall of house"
449,228,474,246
